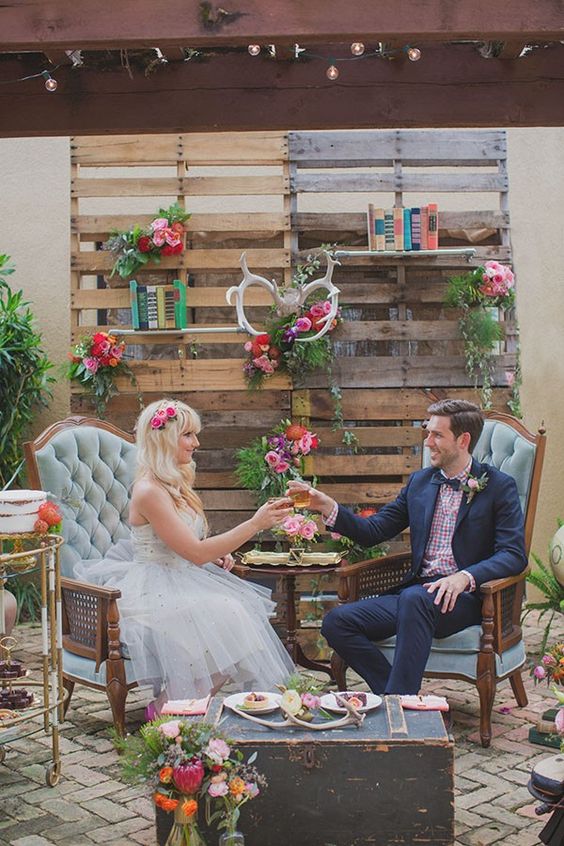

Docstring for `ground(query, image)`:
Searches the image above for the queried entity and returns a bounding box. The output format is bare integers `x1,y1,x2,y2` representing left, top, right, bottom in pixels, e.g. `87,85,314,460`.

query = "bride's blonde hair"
135,399,205,519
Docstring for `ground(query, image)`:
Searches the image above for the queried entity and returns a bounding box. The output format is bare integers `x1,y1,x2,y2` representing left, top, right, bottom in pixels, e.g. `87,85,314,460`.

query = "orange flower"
181,798,198,817
109,357,119,367
159,767,174,783
154,793,179,812
229,776,246,796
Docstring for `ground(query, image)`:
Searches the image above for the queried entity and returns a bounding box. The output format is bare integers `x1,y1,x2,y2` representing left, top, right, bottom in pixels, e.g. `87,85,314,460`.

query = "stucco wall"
0,129,562,558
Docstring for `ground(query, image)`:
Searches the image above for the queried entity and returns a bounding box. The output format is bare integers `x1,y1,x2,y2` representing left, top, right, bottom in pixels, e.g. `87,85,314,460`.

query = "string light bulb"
326,64,339,80
41,71,58,91
247,44,261,56
407,46,422,62
350,42,365,56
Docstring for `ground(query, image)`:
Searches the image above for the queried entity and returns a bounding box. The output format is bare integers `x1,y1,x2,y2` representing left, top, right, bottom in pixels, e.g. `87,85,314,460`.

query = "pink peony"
150,217,169,231
159,720,182,738
298,432,314,454
208,781,229,797
534,666,546,680
205,738,230,764
555,708,564,734
252,355,275,375
295,316,312,333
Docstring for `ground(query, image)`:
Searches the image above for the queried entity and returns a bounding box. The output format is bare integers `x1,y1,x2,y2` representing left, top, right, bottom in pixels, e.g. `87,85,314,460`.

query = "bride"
75,398,295,710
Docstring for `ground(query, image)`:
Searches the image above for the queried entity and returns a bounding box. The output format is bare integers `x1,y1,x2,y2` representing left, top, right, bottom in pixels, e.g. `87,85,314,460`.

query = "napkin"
160,695,211,715
400,695,449,712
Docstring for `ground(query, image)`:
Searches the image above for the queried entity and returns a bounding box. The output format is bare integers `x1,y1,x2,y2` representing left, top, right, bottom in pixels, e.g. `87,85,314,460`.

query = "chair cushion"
375,629,526,681
35,426,137,577
63,649,138,686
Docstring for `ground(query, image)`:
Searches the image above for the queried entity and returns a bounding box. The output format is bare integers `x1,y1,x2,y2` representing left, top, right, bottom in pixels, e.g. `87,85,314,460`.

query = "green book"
173,279,187,329
129,280,140,330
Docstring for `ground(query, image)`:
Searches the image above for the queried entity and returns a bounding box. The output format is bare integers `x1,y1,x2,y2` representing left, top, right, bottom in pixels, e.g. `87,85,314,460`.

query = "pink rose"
152,228,166,247
265,451,281,469
320,300,332,315
330,532,342,540
83,357,99,373
275,460,290,474
253,355,274,375
205,738,230,763
300,521,317,540
298,432,314,454
542,654,557,667
150,217,169,231
159,720,182,738
467,478,479,490
164,228,182,247
244,341,253,352
534,666,546,680
295,317,312,333
309,302,326,318
165,405,177,417
555,708,564,734
282,516,303,536
208,781,229,797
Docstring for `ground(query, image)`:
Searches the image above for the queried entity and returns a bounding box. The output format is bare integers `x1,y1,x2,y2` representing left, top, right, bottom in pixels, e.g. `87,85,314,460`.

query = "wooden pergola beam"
1,0,564,51
1,44,563,136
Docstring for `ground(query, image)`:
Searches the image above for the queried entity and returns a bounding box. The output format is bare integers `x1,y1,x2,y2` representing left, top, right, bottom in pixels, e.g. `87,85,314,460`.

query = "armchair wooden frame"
330,411,546,748
24,415,138,736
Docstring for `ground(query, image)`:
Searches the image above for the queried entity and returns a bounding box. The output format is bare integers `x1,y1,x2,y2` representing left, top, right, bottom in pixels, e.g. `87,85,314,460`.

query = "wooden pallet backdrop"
70,130,514,538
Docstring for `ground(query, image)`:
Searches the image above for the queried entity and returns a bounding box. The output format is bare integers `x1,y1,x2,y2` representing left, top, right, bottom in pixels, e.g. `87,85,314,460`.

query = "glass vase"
218,831,245,846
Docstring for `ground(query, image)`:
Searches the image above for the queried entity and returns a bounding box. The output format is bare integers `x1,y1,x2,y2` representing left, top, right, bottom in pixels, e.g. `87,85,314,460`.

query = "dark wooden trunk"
156,695,454,846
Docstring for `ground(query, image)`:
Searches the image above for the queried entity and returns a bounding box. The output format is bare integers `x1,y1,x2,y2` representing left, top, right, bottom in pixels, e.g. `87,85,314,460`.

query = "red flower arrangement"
103,203,191,279
67,331,138,417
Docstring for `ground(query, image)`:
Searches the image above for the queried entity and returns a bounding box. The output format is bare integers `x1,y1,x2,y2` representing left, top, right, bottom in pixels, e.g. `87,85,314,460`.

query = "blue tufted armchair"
24,416,139,735
330,411,546,747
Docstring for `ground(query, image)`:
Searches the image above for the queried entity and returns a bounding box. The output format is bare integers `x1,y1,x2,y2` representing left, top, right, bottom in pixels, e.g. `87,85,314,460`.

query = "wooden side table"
234,560,338,679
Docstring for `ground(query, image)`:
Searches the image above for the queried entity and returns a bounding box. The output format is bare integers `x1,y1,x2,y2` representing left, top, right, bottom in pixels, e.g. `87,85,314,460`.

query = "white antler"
226,250,341,341
226,253,278,337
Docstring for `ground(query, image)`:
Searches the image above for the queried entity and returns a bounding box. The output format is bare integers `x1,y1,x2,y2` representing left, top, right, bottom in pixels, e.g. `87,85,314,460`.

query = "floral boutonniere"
460,472,489,504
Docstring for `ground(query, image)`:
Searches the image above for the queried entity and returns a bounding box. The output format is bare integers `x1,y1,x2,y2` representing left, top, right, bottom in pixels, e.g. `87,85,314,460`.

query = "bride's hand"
252,497,293,531
216,554,235,572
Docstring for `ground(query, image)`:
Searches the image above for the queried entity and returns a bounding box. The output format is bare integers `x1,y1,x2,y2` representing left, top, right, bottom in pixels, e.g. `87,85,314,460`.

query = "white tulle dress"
74,512,294,699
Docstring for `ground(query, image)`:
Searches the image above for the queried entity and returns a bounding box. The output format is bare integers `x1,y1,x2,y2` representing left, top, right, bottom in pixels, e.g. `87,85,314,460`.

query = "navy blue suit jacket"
333,457,527,589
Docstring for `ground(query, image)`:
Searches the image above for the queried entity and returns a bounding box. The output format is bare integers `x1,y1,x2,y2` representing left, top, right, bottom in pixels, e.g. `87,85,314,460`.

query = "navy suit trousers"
321,578,482,694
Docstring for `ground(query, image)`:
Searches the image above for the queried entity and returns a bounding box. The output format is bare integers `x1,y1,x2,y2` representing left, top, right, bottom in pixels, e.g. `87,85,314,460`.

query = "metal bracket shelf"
334,248,477,260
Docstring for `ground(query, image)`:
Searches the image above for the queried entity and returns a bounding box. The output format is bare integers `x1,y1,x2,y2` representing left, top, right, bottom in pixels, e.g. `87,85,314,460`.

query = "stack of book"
129,279,187,330
367,204,439,252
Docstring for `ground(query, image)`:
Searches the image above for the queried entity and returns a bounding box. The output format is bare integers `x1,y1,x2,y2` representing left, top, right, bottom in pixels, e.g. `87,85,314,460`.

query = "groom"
287,398,527,695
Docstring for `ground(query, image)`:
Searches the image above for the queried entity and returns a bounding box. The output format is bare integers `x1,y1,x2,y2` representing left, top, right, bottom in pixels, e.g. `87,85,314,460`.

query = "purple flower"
282,327,298,344
534,666,547,680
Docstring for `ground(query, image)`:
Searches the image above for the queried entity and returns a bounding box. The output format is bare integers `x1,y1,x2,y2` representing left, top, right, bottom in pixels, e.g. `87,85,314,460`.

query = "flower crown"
150,402,178,430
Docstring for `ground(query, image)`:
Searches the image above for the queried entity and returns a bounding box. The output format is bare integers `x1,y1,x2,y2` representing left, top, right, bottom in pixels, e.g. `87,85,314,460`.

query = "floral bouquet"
67,331,138,416
274,512,319,551
242,250,341,390
445,260,516,408
277,672,326,723
532,642,564,687
103,203,191,279
325,507,387,564
235,420,319,504
114,718,265,846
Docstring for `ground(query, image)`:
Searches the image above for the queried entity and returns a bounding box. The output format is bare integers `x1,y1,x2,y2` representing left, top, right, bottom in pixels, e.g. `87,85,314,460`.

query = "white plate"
320,692,382,714
223,691,281,715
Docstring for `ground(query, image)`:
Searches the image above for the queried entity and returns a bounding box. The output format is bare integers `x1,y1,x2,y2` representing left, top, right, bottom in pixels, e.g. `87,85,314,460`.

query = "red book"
427,203,439,250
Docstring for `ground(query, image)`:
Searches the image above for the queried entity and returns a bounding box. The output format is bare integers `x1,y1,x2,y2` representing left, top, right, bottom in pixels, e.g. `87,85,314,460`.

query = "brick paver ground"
1,613,562,846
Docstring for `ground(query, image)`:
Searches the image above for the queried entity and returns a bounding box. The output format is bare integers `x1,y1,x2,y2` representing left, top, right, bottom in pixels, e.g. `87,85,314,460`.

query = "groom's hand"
423,572,471,613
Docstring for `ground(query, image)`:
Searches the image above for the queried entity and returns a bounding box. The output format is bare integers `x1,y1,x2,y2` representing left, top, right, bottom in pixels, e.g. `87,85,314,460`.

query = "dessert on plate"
335,691,367,709
241,692,271,710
